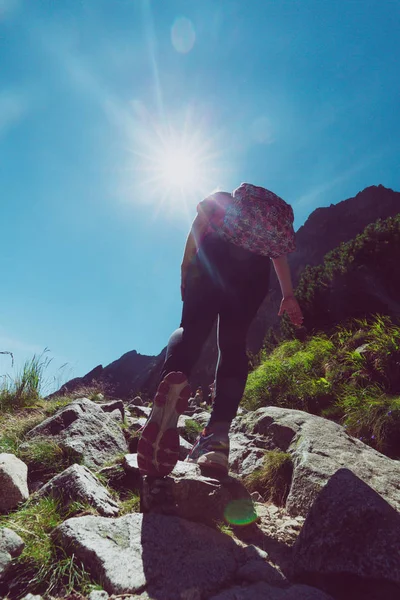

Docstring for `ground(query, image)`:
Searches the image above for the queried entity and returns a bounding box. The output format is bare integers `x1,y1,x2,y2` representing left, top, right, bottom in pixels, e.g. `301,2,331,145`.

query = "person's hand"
278,295,304,327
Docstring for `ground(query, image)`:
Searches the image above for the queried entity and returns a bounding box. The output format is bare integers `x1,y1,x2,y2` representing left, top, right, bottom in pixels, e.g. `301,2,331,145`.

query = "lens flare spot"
171,17,196,54
224,499,258,526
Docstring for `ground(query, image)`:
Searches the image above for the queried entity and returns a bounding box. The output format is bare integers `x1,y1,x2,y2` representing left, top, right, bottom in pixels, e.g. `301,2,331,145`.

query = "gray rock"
250,491,264,502
240,407,400,516
237,559,286,585
53,513,241,598
26,398,128,468
126,416,147,432
100,399,125,421
35,463,119,517
189,411,210,427
128,405,151,419
129,396,143,407
210,583,334,599
292,468,400,600
0,527,25,556
123,453,140,474
0,453,29,511
20,595,43,600
179,435,193,460
141,462,256,527
88,591,109,600
177,412,209,439
0,528,25,580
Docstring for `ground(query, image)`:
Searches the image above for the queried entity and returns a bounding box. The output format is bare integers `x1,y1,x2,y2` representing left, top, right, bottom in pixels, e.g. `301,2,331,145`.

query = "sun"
128,112,221,211
148,130,214,200
161,149,199,189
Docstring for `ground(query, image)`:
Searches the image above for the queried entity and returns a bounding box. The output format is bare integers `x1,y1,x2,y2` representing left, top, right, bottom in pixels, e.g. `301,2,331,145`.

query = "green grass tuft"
0,496,97,598
244,450,293,506
243,336,335,413
184,419,203,443
0,352,52,412
119,491,140,515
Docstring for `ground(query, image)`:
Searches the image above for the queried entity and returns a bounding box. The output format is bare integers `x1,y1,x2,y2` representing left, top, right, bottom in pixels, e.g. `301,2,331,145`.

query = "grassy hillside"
244,315,400,459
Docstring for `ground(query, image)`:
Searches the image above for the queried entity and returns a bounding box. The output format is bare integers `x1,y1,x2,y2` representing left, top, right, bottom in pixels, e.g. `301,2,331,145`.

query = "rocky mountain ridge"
54,185,400,400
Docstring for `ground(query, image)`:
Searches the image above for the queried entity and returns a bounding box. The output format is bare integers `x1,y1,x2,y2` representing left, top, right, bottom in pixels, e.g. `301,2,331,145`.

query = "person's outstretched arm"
180,212,208,300
271,255,304,327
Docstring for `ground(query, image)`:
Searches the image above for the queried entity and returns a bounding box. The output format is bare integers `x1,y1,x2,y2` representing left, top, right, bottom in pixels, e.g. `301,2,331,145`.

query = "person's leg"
186,244,270,472
211,260,270,425
138,244,221,477
160,254,220,380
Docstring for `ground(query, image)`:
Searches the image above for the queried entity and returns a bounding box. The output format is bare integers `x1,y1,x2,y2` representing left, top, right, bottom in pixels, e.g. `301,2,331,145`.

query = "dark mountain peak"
293,185,400,270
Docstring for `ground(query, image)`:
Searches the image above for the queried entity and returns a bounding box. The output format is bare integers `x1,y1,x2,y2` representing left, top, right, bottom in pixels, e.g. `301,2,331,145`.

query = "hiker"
138,183,303,477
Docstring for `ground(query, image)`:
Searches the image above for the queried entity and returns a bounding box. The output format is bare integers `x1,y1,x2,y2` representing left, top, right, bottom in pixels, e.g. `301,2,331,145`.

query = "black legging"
161,232,270,424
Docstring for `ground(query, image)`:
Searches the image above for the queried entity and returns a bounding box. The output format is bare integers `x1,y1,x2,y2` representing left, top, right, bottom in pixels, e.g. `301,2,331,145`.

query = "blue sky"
1,0,399,391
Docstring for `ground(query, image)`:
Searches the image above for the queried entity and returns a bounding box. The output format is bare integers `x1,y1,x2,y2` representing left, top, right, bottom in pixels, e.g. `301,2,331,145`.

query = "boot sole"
137,372,190,477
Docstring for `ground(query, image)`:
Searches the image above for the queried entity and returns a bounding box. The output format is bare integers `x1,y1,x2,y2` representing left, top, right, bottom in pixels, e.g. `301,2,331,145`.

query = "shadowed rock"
140,461,257,528
0,528,24,581
292,468,400,600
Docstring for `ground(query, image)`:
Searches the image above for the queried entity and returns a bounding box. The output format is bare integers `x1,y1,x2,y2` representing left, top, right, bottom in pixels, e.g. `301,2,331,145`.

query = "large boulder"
237,407,400,516
0,528,24,580
292,468,400,600
53,513,242,598
0,453,29,512
139,461,256,527
26,398,128,468
35,464,119,517
53,512,326,599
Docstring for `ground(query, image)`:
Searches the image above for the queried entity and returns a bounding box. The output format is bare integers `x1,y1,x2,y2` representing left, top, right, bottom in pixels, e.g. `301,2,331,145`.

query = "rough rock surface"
0,453,29,512
0,528,25,580
141,461,256,527
237,407,400,516
26,398,128,468
53,513,242,598
35,463,120,517
129,396,144,406
100,399,125,421
126,416,147,432
128,405,151,419
210,582,334,600
88,592,109,600
292,468,400,600
179,435,193,459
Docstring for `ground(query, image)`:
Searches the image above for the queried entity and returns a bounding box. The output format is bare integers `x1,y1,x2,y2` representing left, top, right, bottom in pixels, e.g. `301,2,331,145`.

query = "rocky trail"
1,395,399,600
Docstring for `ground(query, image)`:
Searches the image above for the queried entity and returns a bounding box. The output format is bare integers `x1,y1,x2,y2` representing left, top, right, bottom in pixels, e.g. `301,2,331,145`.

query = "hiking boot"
137,371,191,477
185,423,230,474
